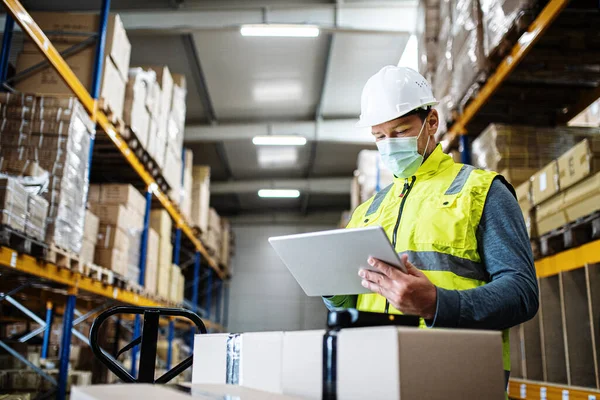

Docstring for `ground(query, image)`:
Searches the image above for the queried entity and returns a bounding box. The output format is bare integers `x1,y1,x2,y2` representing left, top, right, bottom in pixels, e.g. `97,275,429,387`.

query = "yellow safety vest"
347,145,511,371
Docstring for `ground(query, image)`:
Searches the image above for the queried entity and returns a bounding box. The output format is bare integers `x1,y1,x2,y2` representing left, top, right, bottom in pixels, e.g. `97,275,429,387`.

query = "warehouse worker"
323,66,538,384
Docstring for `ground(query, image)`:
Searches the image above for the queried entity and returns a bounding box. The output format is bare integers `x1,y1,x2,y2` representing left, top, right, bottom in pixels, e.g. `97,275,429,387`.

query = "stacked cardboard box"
354,150,394,206
220,218,232,268
569,99,600,128
203,208,222,260
123,68,156,149
25,193,49,241
515,181,536,239
472,124,600,187
535,138,600,236
170,74,187,153
180,149,194,218
145,228,160,294
89,184,145,280
191,166,211,233
169,264,185,303
15,13,131,120
0,93,93,253
0,178,28,233
480,0,536,58
80,210,99,266
151,209,172,298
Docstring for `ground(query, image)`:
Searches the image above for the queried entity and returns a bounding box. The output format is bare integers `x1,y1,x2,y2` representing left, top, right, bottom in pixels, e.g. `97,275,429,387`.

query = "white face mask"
376,118,430,179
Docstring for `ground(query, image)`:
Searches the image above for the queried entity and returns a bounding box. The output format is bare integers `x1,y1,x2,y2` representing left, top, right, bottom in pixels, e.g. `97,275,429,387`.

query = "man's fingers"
368,257,399,278
401,254,424,277
359,268,391,289
361,279,385,296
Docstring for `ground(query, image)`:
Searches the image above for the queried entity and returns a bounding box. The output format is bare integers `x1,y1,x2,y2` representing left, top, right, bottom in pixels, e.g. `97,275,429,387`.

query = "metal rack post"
459,135,471,165
215,281,222,325
205,269,213,321
173,228,182,266
41,301,53,361
138,188,153,286
57,290,77,400
0,13,14,84
223,282,230,329
166,319,175,370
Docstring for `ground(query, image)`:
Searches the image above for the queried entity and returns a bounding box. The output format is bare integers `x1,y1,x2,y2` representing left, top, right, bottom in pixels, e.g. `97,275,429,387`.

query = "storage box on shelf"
220,218,232,269
472,124,600,187
0,93,94,255
191,166,211,234
123,68,156,149
145,228,159,294
354,150,393,206
202,208,222,262
569,99,600,128
0,177,28,233
168,264,184,304
151,209,173,299
89,184,145,281
25,193,49,242
180,149,193,218
80,210,99,266
15,13,131,121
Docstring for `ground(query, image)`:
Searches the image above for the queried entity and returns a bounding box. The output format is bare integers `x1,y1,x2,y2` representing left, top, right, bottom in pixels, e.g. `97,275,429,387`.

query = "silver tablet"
268,226,406,296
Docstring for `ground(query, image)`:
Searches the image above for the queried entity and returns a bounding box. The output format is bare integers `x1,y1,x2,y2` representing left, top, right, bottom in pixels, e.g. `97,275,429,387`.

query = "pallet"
98,98,125,130
83,263,115,285
539,211,600,257
45,244,80,271
0,225,47,259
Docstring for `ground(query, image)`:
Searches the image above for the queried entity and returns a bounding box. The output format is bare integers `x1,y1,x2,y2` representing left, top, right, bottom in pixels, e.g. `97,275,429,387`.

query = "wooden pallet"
98,98,125,130
539,211,600,257
0,225,47,259
83,263,115,285
45,244,80,271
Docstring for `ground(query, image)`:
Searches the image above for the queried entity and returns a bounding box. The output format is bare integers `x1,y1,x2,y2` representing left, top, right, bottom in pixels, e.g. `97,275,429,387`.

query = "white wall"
226,222,334,333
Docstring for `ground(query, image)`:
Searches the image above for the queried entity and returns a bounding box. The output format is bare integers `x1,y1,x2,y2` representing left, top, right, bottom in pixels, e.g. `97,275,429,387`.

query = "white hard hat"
357,66,438,128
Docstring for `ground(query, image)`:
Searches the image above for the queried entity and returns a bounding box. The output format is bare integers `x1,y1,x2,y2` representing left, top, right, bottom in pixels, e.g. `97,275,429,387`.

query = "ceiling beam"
184,119,374,145
116,4,417,35
211,177,352,195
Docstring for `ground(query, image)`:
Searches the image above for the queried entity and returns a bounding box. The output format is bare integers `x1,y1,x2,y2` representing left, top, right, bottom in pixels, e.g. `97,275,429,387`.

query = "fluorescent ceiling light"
253,136,307,146
252,80,303,103
241,24,320,37
258,189,301,198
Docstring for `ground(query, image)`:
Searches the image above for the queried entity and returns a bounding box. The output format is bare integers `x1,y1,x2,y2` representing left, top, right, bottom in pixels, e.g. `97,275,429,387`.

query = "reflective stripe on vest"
347,145,511,372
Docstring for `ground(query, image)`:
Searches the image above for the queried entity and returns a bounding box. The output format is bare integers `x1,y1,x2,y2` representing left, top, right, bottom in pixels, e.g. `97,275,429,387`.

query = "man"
323,66,539,382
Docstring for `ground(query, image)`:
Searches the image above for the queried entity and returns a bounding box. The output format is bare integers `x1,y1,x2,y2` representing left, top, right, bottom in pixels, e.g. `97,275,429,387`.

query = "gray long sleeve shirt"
323,178,539,331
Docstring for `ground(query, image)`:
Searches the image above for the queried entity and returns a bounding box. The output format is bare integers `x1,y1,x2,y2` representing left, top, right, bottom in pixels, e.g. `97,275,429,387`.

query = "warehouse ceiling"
15,0,417,216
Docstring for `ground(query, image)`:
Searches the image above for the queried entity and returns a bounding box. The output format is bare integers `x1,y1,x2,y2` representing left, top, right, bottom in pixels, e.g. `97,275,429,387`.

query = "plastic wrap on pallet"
26,193,49,241
472,124,600,172
0,93,94,254
480,0,536,57
0,177,29,233
449,0,487,110
356,150,394,204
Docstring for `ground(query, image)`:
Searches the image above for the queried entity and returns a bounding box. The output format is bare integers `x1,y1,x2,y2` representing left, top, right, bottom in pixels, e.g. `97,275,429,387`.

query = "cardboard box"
79,238,96,266
143,66,173,137
558,139,600,191
0,178,28,232
89,204,130,228
499,167,539,188
336,327,505,400
181,148,194,219
15,51,126,119
98,184,146,215
208,208,221,233
164,148,183,201
281,330,325,399
562,170,600,223
26,193,49,241
144,228,159,293
83,210,99,244
97,224,130,251
192,332,284,393
27,13,131,80
94,248,127,275
157,262,171,298
150,209,172,240
515,180,532,212
71,384,303,400
158,239,173,272
147,81,162,118
531,161,560,206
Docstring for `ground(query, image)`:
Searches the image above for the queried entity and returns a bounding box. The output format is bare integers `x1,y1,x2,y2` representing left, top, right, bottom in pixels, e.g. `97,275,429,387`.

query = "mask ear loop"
416,116,431,159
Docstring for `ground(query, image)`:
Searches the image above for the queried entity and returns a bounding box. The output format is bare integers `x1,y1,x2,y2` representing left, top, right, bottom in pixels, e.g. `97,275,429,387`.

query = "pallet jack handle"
90,306,207,384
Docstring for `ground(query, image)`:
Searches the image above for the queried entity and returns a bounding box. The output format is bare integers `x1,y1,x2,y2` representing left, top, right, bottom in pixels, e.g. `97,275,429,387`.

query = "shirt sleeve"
322,295,358,311
427,178,539,330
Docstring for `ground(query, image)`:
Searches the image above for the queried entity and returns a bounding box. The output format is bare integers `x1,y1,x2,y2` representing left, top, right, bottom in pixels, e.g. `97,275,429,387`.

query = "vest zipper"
384,176,416,314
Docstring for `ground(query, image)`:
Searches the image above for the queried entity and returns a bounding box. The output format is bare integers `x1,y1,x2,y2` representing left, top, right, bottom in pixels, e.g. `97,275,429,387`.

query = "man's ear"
427,109,439,137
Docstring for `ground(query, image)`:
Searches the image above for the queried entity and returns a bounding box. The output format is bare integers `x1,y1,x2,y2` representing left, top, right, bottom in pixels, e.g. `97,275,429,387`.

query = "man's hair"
402,106,431,122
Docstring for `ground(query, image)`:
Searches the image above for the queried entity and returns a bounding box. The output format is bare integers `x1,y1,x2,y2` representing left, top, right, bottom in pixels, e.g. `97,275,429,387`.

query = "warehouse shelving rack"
0,0,229,398
435,0,600,397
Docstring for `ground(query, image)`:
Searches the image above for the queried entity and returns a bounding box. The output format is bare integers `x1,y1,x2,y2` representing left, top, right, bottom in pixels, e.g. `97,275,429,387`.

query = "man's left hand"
359,254,437,320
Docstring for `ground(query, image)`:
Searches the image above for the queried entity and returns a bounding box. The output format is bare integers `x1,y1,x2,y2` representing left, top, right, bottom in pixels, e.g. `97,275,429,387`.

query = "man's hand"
359,254,437,319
